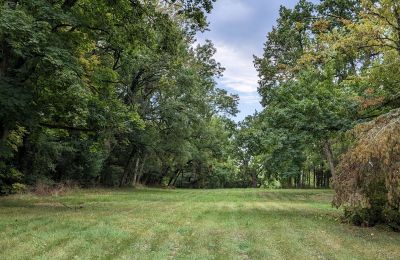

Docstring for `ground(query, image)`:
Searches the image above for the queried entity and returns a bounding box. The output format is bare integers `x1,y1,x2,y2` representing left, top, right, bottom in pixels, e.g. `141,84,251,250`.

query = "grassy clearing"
1,188,399,259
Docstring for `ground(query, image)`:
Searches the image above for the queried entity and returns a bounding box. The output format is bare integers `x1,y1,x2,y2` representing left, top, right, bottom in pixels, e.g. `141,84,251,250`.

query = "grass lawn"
1,188,399,259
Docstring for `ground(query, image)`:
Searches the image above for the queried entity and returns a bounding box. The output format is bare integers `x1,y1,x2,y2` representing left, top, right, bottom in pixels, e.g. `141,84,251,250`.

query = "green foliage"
253,0,400,232
0,166,23,194
383,207,400,231
262,179,282,189
254,0,314,105
342,179,387,227
0,0,241,192
11,182,27,194
252,0,358,189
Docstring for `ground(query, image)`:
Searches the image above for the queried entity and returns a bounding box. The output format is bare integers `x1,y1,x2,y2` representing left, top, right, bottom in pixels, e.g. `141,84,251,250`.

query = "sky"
196,0,302,121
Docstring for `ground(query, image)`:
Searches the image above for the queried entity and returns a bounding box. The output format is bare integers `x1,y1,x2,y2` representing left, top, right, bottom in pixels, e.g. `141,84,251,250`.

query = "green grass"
1,188,399,259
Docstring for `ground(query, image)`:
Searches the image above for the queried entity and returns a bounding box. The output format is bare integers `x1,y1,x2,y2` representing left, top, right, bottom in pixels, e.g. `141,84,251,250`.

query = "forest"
1,0,400,242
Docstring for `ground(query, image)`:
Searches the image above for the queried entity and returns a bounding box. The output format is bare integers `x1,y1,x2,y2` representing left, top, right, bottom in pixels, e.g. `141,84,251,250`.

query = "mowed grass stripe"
1,188,400,259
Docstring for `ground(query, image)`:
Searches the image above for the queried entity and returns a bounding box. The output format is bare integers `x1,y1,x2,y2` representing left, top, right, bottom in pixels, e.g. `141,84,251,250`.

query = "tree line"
0,0,249,192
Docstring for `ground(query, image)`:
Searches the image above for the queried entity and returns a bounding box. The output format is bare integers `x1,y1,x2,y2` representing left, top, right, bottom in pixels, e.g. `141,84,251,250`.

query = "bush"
383,207,400,231
262,178,282,189
333,109,400,230
11,183,27,194
0,166,24,195
343,206,381,227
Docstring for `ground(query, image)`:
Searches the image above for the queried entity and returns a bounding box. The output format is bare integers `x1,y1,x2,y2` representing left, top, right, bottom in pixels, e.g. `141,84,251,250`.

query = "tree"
235,114,264,188
253,0,359,188
254,0,314,105
316,0,400,229
0,0,242,193
253,0,400,229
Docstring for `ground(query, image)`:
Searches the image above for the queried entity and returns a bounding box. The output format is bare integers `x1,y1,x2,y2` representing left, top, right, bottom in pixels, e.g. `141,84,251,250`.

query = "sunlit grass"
1,188,399,259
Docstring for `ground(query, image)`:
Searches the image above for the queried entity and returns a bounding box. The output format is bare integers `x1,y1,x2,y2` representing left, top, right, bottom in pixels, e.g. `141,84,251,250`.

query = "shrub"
333,109,400,230
0,166,24,195
11,183,27,194
383,207,400,231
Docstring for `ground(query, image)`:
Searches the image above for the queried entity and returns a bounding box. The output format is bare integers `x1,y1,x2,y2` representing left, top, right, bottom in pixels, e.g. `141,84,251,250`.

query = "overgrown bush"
333,109,400,230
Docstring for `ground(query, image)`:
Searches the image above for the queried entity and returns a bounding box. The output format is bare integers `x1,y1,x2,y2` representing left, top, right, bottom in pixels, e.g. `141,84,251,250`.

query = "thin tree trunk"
168,169,180,187
300,171,303,188
323,140,335,182
1,126,9,142
0,125,9,160
313,166,316,188
327,170,330,187
158,165,170,185
251,170,257,188
120,148,135,187
172,170,182,186
136,156,146,184
132,157,140,186
192,161,197,187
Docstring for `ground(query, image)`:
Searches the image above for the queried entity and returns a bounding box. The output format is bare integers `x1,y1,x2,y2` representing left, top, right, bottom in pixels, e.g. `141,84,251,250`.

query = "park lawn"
0,189,399,259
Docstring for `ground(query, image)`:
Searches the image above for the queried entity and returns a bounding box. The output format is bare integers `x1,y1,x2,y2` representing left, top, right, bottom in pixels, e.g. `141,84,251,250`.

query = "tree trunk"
120,148,135,187
136,156,146,184
192,161,197,187
0,125,9,160
172,170,181,186
132,157,140,186
251,170,257,188
158,165,170,185
313,166,316,188
16,131,32,174
168,169,180,187
0,125,9,142
327,171,330,187
300,171,303,188
323,140,335,184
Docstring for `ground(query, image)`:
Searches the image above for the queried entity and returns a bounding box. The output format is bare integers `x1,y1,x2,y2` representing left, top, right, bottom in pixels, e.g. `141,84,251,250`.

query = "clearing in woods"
1,188,400,259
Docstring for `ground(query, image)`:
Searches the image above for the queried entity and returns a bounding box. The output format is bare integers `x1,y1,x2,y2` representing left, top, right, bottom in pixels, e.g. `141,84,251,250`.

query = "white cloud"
213,41,259,94
212,0,254,23
194,0,304,120
240,95,261,104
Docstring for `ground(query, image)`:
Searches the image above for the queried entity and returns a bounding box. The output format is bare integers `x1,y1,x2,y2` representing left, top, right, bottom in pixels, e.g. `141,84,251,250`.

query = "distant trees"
235,115,263,188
